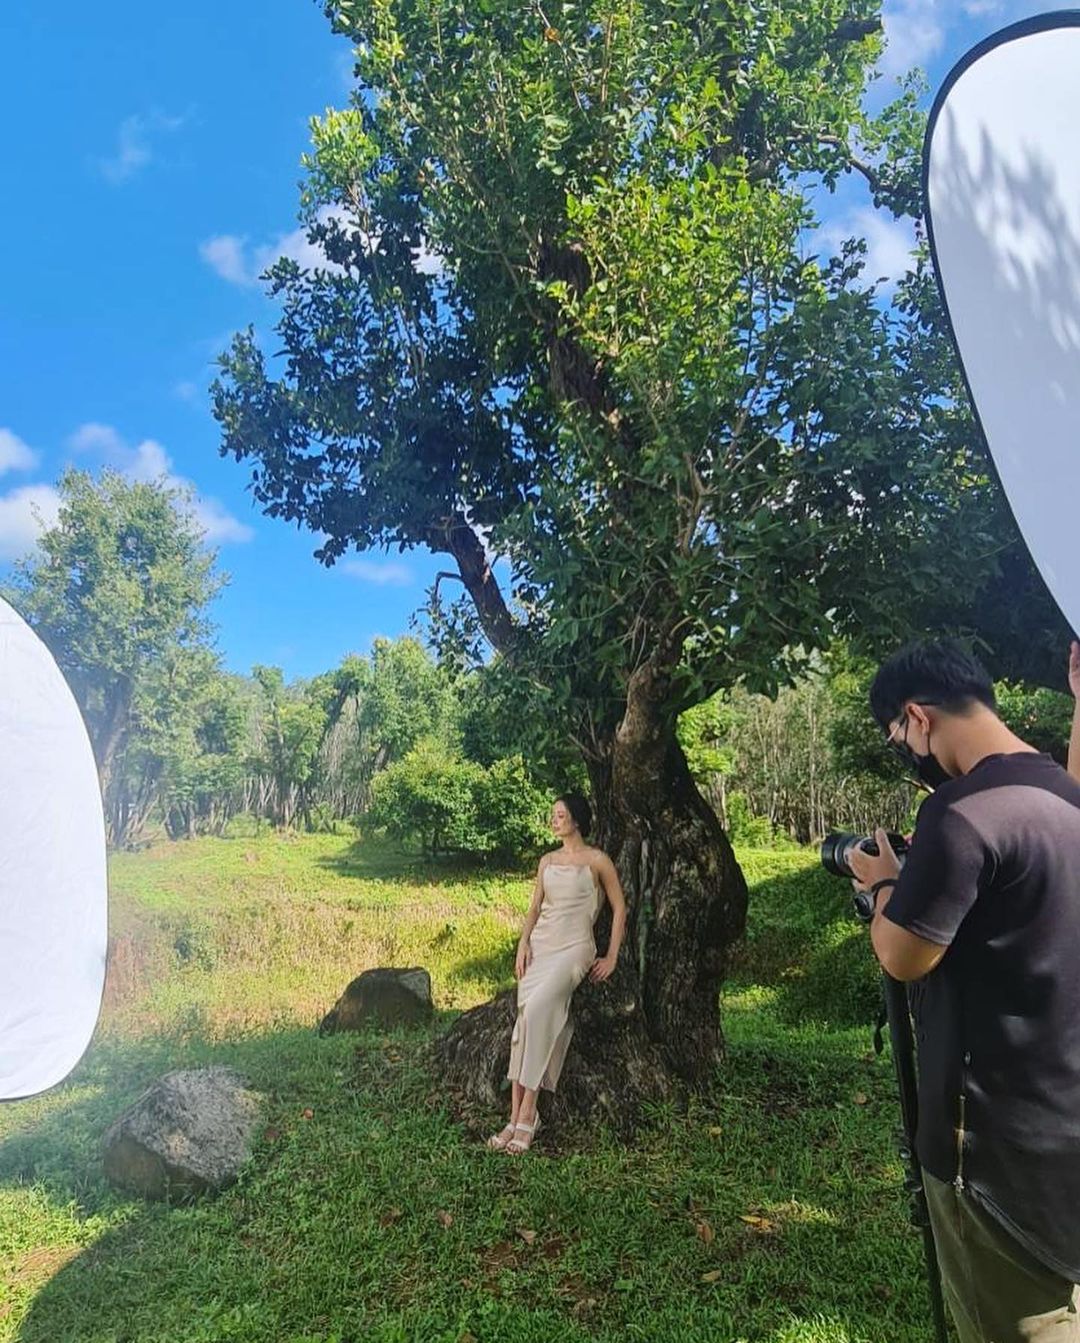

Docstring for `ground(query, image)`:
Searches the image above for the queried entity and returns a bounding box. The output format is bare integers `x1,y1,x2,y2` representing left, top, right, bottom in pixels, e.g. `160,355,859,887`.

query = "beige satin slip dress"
507,861,602,1092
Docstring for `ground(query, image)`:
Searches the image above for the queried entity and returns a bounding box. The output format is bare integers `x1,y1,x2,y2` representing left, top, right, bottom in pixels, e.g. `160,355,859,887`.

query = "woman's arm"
590,853,627,983
1069,642,1080,784
515,859,546,978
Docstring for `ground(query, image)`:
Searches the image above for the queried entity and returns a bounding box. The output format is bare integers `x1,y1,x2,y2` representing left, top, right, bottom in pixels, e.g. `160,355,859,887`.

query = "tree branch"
425,515,518,655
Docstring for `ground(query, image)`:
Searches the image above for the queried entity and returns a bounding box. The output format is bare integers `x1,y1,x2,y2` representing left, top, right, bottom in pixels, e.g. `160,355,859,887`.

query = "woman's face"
551,800,574,838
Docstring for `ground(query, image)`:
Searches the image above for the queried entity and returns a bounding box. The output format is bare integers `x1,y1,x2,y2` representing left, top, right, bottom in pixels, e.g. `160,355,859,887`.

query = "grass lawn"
0,833,939,1342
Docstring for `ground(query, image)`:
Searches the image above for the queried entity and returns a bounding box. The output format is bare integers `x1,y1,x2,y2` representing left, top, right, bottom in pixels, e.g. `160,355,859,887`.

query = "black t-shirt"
884,752,1080,1283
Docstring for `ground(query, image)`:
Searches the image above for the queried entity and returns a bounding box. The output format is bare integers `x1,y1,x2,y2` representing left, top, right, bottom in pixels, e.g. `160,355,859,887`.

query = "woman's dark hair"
869,638,996,731
558,791,593,838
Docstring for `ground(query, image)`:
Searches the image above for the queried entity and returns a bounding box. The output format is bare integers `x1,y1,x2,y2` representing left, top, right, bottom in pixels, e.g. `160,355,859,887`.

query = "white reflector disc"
0,596,107,1099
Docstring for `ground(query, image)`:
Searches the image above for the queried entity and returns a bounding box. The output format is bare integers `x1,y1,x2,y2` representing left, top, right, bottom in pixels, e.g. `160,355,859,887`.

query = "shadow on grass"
315,836,528,893
729,863,881,1030
6,1014,937,1343
442,942,517,992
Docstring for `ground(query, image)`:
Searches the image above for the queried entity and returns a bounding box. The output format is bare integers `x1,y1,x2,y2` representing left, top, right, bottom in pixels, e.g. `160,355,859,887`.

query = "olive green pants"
924,1172,1079,1342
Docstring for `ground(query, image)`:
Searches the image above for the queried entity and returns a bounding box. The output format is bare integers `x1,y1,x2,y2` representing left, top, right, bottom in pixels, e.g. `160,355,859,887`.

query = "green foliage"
249,665,330,829
724,791,779,848
368,738,485,855
470,755,553,859
360,637,459,759
318,639,462,819
210,0,1049,762
781,920,882,1028
5,469,224,846
157,668,251,840
676,698,735,783
368,740,548,859
680,649,914,843
457,658,585,791
995,681,1074,762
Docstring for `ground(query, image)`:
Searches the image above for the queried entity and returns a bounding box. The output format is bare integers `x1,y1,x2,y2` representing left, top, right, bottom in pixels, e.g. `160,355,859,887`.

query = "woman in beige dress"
487,792,627,1155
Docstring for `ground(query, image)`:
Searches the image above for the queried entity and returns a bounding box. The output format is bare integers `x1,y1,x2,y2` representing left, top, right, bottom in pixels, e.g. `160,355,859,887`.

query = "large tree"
7,470,223,847
212,0,1059,1122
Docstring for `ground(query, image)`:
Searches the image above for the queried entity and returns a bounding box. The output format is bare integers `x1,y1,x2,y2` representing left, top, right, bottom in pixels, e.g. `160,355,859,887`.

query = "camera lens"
820,832,861,878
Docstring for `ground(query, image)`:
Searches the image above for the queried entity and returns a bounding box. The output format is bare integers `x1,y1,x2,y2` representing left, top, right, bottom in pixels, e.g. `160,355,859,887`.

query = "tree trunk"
434,713,747,1132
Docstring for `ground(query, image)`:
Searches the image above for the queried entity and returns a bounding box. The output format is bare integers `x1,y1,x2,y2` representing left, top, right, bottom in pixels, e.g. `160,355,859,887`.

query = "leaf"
516,1227,537,1245
701,1269,724,1283
695,1220,715,1245
378,1207,404,1227
739,1214,777,1232
706,1125,723,1137
436,1209,454,1228
301,1108,314,1120
853,1092,869,1106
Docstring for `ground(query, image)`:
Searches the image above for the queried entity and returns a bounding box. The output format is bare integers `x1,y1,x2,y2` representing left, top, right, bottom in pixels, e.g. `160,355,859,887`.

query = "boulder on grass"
319,967,434,1033
102,1066,262,1200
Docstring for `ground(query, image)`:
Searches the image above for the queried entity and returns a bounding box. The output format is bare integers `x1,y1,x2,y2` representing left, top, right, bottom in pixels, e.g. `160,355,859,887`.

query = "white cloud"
68,421,126,456
253,221,343,278
65,422,254,545
124,438,173,482
199,235,253,286
189,496,256,545
0,428,38,475
879,0,945,78
96,111,184,185
341,558,413,586
200,209,348,288
201,206,443,287
821,208,917,288
173,380,199,403
0,485,61,562
877,0,1044,80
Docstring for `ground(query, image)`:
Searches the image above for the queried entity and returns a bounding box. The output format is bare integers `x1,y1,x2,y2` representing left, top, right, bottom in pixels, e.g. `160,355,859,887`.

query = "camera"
820,831,911,879
820,831,910,922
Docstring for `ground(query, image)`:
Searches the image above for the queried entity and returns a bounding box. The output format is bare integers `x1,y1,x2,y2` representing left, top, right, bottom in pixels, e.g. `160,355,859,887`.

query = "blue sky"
0,0,1052,680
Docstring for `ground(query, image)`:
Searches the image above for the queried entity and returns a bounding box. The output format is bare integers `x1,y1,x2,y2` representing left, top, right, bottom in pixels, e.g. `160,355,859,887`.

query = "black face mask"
908,746,952,791
889,713,952,791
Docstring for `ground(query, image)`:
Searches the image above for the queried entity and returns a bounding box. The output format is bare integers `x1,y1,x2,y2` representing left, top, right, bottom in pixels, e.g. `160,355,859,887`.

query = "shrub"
368,741,548,861
725,791,777,848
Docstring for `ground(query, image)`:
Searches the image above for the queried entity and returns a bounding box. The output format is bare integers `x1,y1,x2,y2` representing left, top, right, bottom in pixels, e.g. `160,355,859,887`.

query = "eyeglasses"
883,701,940,763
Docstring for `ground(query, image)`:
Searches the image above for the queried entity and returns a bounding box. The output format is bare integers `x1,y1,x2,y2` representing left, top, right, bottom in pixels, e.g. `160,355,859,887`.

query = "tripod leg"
882,973,951,1343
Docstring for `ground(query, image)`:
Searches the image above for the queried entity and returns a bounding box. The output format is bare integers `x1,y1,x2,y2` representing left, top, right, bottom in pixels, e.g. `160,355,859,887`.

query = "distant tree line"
6,471,1071,856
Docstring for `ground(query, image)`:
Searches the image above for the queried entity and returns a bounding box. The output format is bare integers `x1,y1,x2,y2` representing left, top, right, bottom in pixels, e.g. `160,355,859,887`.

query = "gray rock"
319,966,434,1033
102,1066,262,1199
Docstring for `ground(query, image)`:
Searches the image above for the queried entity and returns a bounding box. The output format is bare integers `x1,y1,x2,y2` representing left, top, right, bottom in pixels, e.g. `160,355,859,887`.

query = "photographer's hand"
848,828,901,893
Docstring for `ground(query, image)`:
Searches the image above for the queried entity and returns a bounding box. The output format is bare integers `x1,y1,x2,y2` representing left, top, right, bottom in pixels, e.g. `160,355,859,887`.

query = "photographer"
849,640,1080,1343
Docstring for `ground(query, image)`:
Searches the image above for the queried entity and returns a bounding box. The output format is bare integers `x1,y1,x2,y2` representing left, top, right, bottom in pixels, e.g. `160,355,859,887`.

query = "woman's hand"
589,954,617,983
1069,641,1080,700
514,940,532,980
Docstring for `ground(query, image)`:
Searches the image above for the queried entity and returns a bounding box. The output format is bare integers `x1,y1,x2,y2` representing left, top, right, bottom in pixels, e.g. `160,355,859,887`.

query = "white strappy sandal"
486,1122,517,1151
505,1116,541,1155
